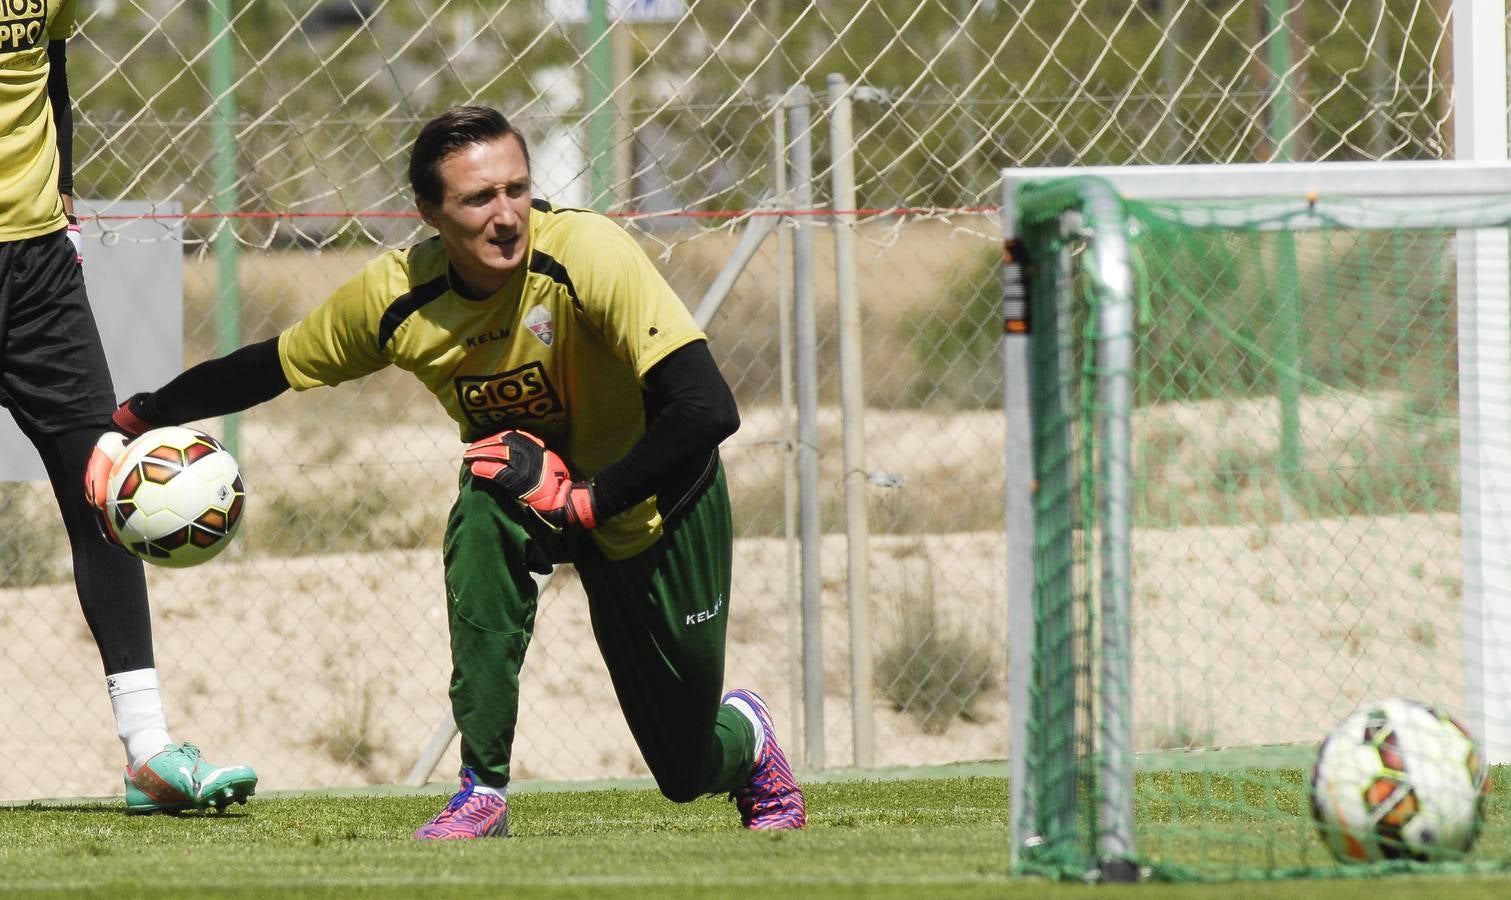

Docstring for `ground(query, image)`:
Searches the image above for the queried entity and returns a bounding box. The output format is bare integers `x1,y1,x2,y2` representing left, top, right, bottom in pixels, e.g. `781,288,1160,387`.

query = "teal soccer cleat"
124,742,258,814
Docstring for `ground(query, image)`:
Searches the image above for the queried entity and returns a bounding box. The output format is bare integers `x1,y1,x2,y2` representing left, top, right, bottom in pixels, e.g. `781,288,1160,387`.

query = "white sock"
108,668,173,769
723,693,766,757
472,783,508,800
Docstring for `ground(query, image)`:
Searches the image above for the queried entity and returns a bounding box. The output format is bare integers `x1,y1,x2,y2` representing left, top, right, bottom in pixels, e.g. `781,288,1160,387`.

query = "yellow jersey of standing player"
278,199,705,559
0,0,75,241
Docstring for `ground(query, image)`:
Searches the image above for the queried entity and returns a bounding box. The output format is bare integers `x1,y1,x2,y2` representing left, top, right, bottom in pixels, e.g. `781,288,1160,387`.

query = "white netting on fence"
0,0,1475,799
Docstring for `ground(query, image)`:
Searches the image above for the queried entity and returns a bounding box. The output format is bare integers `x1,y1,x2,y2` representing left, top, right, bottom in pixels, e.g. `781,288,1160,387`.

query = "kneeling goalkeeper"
86,105,805,838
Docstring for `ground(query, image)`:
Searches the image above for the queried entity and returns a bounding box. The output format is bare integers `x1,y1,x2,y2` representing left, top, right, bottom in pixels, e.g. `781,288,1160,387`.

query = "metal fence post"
787,85,825,770
827,73,872,768
772,97,804,766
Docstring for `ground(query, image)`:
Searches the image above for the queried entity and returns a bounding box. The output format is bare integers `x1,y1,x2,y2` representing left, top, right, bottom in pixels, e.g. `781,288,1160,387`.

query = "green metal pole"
586,0,614,210
1266,0,1303,485
1265,0,1296,162
209,0,241,455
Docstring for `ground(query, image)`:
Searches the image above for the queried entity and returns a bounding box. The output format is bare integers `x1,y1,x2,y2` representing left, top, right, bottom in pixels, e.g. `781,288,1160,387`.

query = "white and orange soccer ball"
1309,698,1490,863
104,426,246,568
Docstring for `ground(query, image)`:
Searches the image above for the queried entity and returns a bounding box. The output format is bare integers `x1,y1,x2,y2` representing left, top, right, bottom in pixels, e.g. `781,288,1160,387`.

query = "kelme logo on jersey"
685,594,724,627
0,0,48,53
455,361,564,430
523,305,554,347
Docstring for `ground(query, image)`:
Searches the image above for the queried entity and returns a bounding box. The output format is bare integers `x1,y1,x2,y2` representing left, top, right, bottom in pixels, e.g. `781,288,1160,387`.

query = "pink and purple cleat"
414,767,509,839
722,688,806,830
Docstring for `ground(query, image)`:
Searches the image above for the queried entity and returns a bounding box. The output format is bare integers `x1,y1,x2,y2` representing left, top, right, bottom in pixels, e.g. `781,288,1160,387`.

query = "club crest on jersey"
524,305,554,347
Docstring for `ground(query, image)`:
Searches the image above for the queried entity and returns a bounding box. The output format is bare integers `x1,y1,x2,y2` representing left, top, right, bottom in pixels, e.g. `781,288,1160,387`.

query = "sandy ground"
0,396,1017,801
0,384,1470,803
0,504,1463,803
0,530,1011,801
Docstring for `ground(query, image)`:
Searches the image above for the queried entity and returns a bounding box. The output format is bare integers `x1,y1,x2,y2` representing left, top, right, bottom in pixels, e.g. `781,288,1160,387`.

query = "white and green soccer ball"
105,425,246,568
1309,697,1490,863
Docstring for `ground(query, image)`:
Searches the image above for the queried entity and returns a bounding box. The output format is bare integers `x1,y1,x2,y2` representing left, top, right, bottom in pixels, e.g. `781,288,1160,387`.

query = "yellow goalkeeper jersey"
278,199,705,559
0,0,74,241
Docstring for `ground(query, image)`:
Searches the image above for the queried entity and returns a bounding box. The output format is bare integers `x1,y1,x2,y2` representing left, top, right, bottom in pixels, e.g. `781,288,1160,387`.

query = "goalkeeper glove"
66,213,82,265
83,397,157,543
463,429,599,531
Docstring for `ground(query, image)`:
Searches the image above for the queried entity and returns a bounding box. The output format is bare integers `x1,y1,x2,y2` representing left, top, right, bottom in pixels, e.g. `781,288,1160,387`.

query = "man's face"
418,134,532,296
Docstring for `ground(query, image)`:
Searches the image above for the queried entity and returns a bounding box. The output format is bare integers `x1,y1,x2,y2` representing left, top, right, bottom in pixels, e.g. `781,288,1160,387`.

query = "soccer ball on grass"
104,426,246,568
1309,697,1489,863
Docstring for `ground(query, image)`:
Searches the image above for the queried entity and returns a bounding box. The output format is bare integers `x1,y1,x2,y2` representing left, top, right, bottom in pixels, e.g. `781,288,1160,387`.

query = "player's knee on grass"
648,751,727,804
655,775,706,805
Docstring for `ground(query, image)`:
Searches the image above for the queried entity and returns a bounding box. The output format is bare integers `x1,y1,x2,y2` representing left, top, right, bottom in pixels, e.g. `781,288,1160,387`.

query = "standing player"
88,105,806,838
0,1,257,811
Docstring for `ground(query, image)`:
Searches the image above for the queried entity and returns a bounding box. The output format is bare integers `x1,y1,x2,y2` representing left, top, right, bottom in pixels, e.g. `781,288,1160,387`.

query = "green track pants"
442,463,756,801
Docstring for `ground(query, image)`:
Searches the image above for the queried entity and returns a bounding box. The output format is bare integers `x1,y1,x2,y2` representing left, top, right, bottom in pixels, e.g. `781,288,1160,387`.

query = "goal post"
1003,176,1139,880
1002,160,1511,880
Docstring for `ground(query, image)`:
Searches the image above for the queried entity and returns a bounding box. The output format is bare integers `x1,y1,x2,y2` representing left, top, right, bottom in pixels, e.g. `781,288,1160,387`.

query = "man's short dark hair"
408,106,531,206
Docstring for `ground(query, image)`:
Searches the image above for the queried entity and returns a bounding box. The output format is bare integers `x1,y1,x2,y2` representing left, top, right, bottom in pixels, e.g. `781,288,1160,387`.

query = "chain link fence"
0,0,1476,799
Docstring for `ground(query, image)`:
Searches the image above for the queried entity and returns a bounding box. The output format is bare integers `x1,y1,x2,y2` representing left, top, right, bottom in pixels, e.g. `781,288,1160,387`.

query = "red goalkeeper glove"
83,397,157,543
66,214,83,265
462,429,599,531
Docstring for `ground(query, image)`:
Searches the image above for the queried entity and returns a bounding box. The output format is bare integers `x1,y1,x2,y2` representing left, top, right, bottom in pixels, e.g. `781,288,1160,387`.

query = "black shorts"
0,228,116,437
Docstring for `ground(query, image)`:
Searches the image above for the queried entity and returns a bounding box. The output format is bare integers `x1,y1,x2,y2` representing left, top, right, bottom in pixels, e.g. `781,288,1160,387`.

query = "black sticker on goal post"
1002,238,1031,334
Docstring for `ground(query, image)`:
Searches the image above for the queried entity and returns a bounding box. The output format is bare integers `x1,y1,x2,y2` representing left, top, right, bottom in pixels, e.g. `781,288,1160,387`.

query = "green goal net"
1002,164,1511,882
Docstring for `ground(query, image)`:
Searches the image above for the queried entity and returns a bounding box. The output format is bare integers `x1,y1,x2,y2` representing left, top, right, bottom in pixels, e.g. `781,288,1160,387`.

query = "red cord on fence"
81,205,1000,222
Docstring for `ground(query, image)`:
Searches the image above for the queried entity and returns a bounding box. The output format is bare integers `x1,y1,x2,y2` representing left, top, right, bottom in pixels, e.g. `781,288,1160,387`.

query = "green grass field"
2,769,1509,898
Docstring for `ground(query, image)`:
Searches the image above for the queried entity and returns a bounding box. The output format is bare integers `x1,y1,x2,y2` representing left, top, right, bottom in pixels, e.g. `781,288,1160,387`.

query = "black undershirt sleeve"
127,337,291,426
46,41,73,199
590,340,740,520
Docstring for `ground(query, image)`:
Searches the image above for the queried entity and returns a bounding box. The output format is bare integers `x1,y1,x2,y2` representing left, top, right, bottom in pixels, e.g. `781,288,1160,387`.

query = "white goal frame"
1000,158,1511,871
